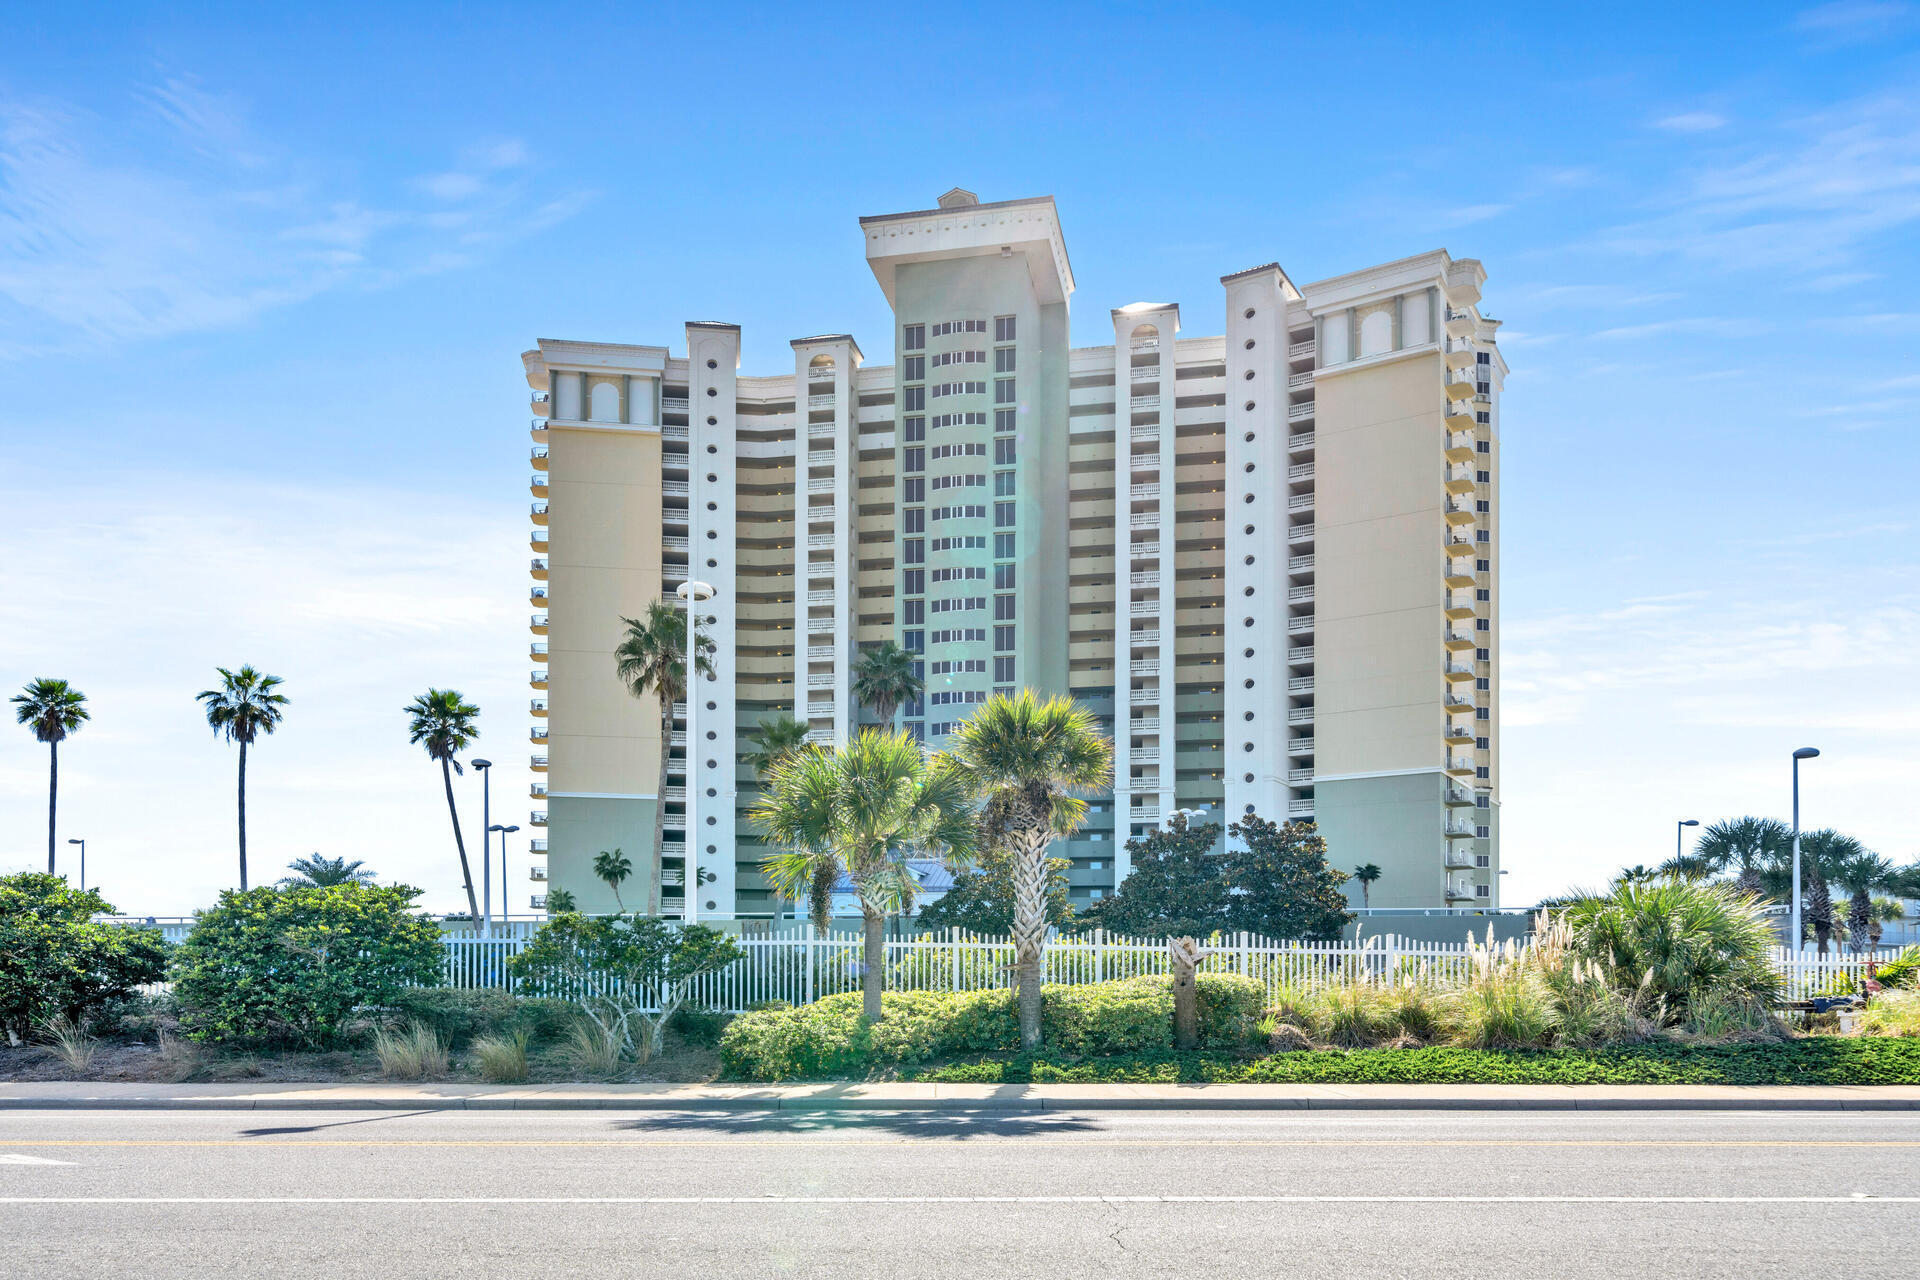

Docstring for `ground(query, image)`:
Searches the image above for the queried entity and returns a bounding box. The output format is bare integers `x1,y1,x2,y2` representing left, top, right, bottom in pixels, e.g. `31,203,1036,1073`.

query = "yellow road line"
2,1139,1916,1149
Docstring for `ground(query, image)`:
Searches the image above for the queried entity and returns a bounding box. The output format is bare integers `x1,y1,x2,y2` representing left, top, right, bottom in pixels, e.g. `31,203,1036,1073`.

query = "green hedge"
721,975,1265,1081
383,988,580,1047
906,1038,1920,1085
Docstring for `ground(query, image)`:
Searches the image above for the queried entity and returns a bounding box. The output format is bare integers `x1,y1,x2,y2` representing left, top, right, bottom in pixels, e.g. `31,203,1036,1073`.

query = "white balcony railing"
1288,432,1315,453
1287,402,1315,422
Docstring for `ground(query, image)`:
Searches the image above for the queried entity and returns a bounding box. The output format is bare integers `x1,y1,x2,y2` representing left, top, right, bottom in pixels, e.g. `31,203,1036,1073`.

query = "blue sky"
3,1,1916,915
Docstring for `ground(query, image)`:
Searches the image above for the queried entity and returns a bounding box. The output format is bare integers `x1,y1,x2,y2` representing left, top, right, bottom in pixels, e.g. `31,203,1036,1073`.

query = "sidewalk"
6,1081,1920,1112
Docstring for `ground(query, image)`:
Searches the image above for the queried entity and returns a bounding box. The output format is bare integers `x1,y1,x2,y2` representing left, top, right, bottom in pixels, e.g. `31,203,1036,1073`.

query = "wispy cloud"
1654,111,1728,132
1793,1,1910,44
0,84,590,358
1589,316,1770,340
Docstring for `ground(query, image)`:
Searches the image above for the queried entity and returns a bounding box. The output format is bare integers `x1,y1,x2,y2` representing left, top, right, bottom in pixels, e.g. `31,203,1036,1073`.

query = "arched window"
1359,309,1392,358
589,381,620,422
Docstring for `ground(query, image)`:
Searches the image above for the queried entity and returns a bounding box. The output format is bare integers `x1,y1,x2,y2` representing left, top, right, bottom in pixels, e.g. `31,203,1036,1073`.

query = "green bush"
384,988,577,1047
1194,973,1267,1049
171,883,443,1048
667,1004,730,1047
1558,879,1781,1017
0,873,168,1043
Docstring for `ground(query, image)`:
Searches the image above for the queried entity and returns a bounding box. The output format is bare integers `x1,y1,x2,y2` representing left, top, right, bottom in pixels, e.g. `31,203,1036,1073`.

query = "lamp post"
66,838,84,892
1791,747,1820,953
471,758,493,937
490,824,519,923
1676,818,1698,865
676,579,715,925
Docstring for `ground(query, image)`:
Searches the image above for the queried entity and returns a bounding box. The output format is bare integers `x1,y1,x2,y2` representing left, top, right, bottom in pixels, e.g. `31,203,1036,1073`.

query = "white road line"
0,1155,74,1166
0,1195,1911,1205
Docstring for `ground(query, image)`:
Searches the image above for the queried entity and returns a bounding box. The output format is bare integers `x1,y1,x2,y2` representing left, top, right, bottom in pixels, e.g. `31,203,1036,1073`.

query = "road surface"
3,1107,1917,1277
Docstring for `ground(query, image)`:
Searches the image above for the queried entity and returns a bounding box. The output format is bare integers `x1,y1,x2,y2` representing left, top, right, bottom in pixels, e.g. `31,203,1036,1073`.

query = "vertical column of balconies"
794,340,859,747
1113,308,1175,851
527,405,552,903
1440,302,1484,903
685,324,742,919
1282,318,1318,822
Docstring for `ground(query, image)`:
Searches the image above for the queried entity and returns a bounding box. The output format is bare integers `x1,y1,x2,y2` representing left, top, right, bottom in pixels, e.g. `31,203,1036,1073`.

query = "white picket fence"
439,929,1910,1011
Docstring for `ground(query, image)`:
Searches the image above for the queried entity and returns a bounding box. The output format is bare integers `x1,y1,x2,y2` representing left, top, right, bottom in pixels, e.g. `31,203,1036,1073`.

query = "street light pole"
490,824,520,924
67,838,84,892
1791,747,1820,953
1676,819,1698,865
677,579,715,926
471,759,493,937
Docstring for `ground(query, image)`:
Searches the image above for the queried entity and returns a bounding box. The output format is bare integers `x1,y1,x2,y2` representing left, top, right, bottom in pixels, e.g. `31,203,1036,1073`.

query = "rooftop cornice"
685,320,741,332
1300,250,1462,313
858,194,1056,226
861,195,1073,307
791,333,865,363
535,339,670,374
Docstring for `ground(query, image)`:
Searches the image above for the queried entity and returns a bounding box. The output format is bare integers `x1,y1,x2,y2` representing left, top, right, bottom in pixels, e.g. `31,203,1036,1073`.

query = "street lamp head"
1680,819,1699,828
677,580,716,602
488,823,507,832
471,758,493,770
1793,747,1820,760
502,825,520,834
67,838,83,844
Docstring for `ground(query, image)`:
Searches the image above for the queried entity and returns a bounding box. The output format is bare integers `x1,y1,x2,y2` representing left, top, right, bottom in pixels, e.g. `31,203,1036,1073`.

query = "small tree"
0,873,167,1045
916,847,1072,937
615,603,716,916
849,640,923,726
1074,815,1229,938
1350,863,1382,908
509,914,742,1062
12,678,90,875
544,888,577,913
594,849,633,911
1225,815,1353,942
171,883,443,1048
280,854,375,888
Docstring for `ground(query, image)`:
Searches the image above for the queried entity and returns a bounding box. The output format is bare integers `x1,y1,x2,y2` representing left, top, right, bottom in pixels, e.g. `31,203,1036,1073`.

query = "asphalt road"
3,1108,1918,1278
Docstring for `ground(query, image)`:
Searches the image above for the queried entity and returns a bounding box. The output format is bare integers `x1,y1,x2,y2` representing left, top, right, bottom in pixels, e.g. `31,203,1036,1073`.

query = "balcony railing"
806,362,836,380
1130,423,1161,442
1287,675,1314,693
807,645,834,661
530,755,548,770
1287,585,1315,603
662,397,689,413
1287,403,1315,422
529,839,548,854
661,479,689,497
1287,708,1314,725
1130,394,1160,411
1288,340,1315,359
806,394,835,409
530,699,548,713
530,642,548,657
1288,737,1315,754
1129,482,1160,500
1287,645,1315,663
1286,615,1314,634
1288,462,1315,482
1129,365,1160,382
1288,432,1315,453
1287,370,1313,391
530,557,548,573
531,502,549,517
1288,523,1315,543
530,811,548,826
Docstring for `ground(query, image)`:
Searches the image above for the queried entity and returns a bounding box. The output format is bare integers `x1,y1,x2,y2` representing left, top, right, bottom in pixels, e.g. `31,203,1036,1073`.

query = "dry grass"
38,1015,98,1074
472,1032,530,1083
153,1032,206,1082
373,1023,450,1080
565,1022,625,1077
1859,990,1920,1038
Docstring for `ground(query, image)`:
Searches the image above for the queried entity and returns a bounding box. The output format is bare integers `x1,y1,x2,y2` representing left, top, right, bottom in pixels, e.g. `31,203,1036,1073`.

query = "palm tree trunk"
441,758,482,922
1010,829,1051,1051
237,739,249,891
46,740,57,875
647,708,670,917
1736,864,1762,898
860,905,886,1022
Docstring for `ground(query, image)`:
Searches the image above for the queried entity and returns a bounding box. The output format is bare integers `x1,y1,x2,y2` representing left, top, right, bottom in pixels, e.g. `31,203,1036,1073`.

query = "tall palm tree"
850,640,922,726
1351,863,1382,908
1834,850,1895,957
405,688,483,924
1762,829,1864,955
1690,816,1789,897
945,691,1113,1050
752,729,977,1021
196,666,288,891
614,603,716,916
1616,864,1658,886
12,678,89,874
740,712,812,779
593,848,633,911
279,854,375,887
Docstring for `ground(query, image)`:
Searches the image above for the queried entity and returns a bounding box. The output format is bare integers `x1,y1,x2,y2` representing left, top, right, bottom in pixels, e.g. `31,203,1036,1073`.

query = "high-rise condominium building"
520,188,1504,920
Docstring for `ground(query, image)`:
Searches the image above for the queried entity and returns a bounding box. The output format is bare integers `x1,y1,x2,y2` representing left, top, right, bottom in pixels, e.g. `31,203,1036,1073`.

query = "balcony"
1287,370,1313,392
1287,645,1315,664
530,502,549,525
530,670,548,689
1288,799,1316,817
1127,717,1160,735
1129,482,1161,500
531,446,550,470
661,422,688,442
1130,422,1162,443
1288,339,1315,360
1287,402,1315,422
1288,462,1315,482
1131,337,1160,352
1129,659,1159,676
662,479,690,497
1129,510,1161,530
1287,736,1315,755
807,644,835,661
529,586,548,607
1445,343,1476,371
1446,880,1477,902
1287,523,1315,545
1130,570,1160,587
807,394,835,409
1443,531,1476,557
1288,432,1315,454
807,672,834,689
1444,661,1475,682
1444,559,1475,588
1445,850,1474,869
530,473,548,498
1130,394,1160,412
530,698,549,717
531,391,551,418
806,449,835,469
529,866,548,882
1129,365,1161,382
1287,707,1314,725
530,755,548,772
662,397,690,413
1444,401,1475,431
530,782,547,798
1287,767,1314,785
1287,675,1314,694
1445,756,1476,777
1286,614,1314,635
1287,584,1315,604
1445,431,1476,463
807,477,835,494
807,532,836,549
807,362,836,382
1129,598,1159,617
530,557,549,580
807,589,834,606
1444,595,1477,620
663,786,686,804
1446,464,1476,495
1444,368,1475,403
530,419,548,441
1445,309,1475,341
1444,785,1475,806
529,838,548,854
1444,496,1476,526
1445,627,1476,651
662,534,689,552
530,529,549,551
530,811,548,827
530,614,549,635
1445,819,1477,838
529,727,548,744
1443,693,1473,714
530,641,548,660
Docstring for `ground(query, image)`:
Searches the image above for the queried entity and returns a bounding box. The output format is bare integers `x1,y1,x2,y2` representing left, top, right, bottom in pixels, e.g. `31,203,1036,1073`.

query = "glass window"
995,472,1015,497
904,508,924,534
994,379,1016,405
905,447,925,473
995,316,1016,342
904,324,925,351
994,501,1015,527
994,409,1016,433
994,347,1015,373
904,538,924,564
904,600,924,625
994,563,1015,590
994,595,1015,621
994,625,1015,652
994,655,1015,682
904,630,923,652
904,416,925,442
904,355,924,381
994,532,1015,558
903,569,924,594
903,387,924,411
994,437,1016,465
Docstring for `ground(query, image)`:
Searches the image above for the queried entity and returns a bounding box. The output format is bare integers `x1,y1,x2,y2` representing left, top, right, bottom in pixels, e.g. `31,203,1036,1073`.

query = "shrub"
171,883,443,1048
39,1014,99,1073
385,988,576,1047
668,1004,729,1047
472,1032,530,1082
1860,990,1920,1038
0,873,169,1044
1556,880,1781,1019
1194,973,1267,1049
565,1022,626,1077
1444,967,1556,1050
373,1023,449,1079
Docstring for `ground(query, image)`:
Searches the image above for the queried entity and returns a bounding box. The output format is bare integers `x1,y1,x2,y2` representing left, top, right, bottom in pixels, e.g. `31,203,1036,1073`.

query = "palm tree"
280,854,375,887
12,679,89,874
1690,817,1789,897
752,729,977,1021
1763,829,1863,955
741,712,812,779
405,688,483,924
850,640,922,726
1834,850,1895,957
945,690,1113,1051
1351,863,1382,908
1616,864,1658,886
594,849,633,911
544,888,577,913
196,666,288,891
614,603,716,916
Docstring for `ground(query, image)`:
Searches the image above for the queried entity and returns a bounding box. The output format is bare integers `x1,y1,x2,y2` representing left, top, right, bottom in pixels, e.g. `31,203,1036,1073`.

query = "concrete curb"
7,1086,1920,1113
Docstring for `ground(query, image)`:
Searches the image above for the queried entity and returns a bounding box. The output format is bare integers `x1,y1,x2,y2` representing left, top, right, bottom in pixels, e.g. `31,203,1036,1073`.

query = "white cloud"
1793,1,1910,42
0,83,587,358
1654,111,1728,132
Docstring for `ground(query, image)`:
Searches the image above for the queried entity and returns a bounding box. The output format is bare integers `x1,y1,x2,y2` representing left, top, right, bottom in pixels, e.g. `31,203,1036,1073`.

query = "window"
995,471,1015,497
1475,794,1490,808
995,501,1015,527
1477,381,1490,395
904,508,924,534
994,437,1016,465
1476,530,1489,543
1475,647,1489,661
1475,736,1489,750
1475,854,1490,868
930,504,987,521
994,625,1015,652
930,596,985,614
903,600,924,625
930,535,987,551
904,537,924,564
903,387,925,411
995,532,1016,558
903,477,925,503
929,412,987,430
994,655,1015,682
903,569,924,595
1475,617,1490,630
931,473,985,491
1475,706,1489,720
930,381,987,399
994,595,1015,621
994,563,1015,590
1475,588,1490,601
994,409,1016,433
904,629,923,652
929,319,987,338
930,443,986,460
994,379,1016,404
1474,884,1489,898
930,566,986,583
1476,825,1490,839
929,350,985,368
1475,500,1490,513
1476,351,1490,365
995,316,1016,342
904,355,925,381
1475,676,1490,691
1475,558,1490,572
930,659,986,675
904,324,925,351
994,347,1016,373
928,627,986,644
1476,470,1489,484
1476,411,1490,424
903,416,925,443
1475,766,1489,779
